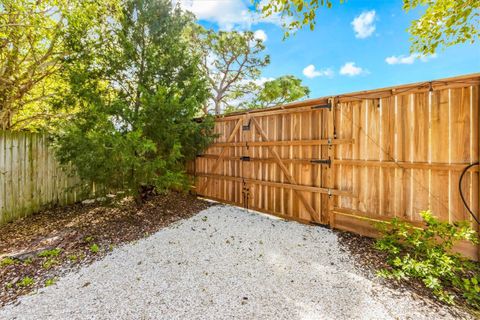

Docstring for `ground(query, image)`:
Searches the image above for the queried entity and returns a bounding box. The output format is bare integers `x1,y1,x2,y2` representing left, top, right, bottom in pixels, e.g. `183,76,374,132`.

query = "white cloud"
302,65,334,79
176,0,284,30
385,53,438,65
254,29,268,42
339,62,365,76
351,10,376,39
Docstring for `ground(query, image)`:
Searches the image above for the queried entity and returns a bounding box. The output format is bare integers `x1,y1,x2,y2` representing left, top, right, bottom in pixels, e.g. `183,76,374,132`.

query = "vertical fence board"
0,131,87,225
191,74,478,259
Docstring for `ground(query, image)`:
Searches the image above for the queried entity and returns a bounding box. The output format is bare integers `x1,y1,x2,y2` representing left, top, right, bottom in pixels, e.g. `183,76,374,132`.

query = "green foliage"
0,0,118,131
42,258,58,270
53,0,215,197
255,0,342,37
230,75,310,112
0,257,15,267
90,244,99,254
191,26,270,114
17,276,34,287
258,0,478,54
404,0,479,55
45,278,56,287
376,210,480,308
38,248,62,258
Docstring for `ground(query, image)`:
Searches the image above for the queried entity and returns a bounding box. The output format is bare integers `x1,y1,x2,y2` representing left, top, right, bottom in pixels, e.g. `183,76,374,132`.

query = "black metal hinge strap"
242,119,251,130
310,157,331,167
240,156,251,161
311,103,331,111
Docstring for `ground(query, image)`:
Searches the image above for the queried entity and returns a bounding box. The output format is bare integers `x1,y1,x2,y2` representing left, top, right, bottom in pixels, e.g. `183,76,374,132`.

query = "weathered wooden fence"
0,131,87,224
193,73,480,260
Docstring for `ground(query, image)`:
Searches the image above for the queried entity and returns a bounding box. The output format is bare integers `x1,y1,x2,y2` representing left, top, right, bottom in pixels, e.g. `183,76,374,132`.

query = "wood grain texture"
193,75,479,260
0,131,87,225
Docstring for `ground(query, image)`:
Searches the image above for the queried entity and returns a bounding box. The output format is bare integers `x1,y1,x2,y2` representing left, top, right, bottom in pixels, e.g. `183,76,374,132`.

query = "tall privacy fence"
0,131,87,224
192,73,480,260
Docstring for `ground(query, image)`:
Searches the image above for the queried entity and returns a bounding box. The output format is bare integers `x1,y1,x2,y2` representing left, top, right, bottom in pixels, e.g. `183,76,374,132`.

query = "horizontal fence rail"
192,73,480,260
0,131,87,224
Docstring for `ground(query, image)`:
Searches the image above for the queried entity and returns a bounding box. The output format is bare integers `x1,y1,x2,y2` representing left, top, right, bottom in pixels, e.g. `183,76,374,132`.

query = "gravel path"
0,205,472,320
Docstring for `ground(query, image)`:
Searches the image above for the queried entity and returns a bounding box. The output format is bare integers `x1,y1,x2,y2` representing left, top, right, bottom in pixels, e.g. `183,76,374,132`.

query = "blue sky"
180,0,480,98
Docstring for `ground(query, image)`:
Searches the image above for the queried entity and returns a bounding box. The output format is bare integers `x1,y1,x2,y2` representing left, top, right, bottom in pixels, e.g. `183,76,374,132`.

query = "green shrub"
38,248,62,258
0,257,15,267
375,210,480,308
90,244,99,254
45,278,56,287
17,277,34,288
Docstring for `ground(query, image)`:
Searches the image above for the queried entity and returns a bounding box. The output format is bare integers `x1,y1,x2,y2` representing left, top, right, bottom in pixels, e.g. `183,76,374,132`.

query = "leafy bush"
17,277,34,288
0,257,15,267
38,248,62,258
53,0,215,199
375,210,480,308
90,244,99,254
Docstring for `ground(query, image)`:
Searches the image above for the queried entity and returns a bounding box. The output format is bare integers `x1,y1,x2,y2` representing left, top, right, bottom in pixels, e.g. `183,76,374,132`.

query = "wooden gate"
195,98,354,225
193,73,480,260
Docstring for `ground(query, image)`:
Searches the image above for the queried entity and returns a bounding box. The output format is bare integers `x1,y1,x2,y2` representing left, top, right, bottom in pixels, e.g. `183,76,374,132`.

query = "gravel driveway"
0,205,471,319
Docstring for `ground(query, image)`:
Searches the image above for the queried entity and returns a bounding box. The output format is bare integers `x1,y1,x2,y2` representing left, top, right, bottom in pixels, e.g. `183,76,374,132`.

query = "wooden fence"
193,73,480,260
0,131,87,224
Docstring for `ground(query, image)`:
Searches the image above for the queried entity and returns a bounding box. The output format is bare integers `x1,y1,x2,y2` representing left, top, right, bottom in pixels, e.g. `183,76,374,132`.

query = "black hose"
459,162,480,225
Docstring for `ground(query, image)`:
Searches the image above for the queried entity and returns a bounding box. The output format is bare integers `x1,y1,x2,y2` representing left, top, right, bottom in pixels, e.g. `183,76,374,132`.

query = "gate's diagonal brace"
197,119,243,195
250,117,321,224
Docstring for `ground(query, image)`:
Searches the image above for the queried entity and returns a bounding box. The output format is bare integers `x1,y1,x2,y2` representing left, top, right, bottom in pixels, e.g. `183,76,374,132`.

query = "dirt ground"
0,192,211,306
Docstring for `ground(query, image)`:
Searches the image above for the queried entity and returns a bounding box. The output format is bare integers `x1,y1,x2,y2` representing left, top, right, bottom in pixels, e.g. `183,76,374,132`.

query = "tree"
253,75,310,109
0,0,116,130
257,0,479,55
53,0,214,199
192,27,270,115
229,75,309,112
404,0,479,55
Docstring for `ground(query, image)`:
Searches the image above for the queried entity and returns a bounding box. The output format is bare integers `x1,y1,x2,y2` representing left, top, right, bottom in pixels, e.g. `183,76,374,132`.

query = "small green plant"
42,258,58,270
375,210,480,309
22,257,33,265
68,254,78,262
84,236,94,243
0,257,15,267
90,244,99,253
45,278,56,287
38,248,62,258
17,276,34,288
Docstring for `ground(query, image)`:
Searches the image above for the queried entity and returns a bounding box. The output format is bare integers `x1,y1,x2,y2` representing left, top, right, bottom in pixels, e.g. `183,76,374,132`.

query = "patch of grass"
22,257,33,265
17,277,34,288
89,243,99,253
68,254,78,262
0,257,15,267
45,278,56,287
38,248,62,258
84,236,94,243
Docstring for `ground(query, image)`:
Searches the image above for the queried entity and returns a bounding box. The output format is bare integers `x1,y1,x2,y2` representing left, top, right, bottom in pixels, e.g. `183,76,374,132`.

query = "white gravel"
0,205,472,320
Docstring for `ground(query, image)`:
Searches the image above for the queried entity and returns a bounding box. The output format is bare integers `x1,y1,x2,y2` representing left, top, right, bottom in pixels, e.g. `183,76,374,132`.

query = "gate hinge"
327,188,332,198
242,120,251,131
310,157,331,168
311,102,331,111
240,156,251,161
